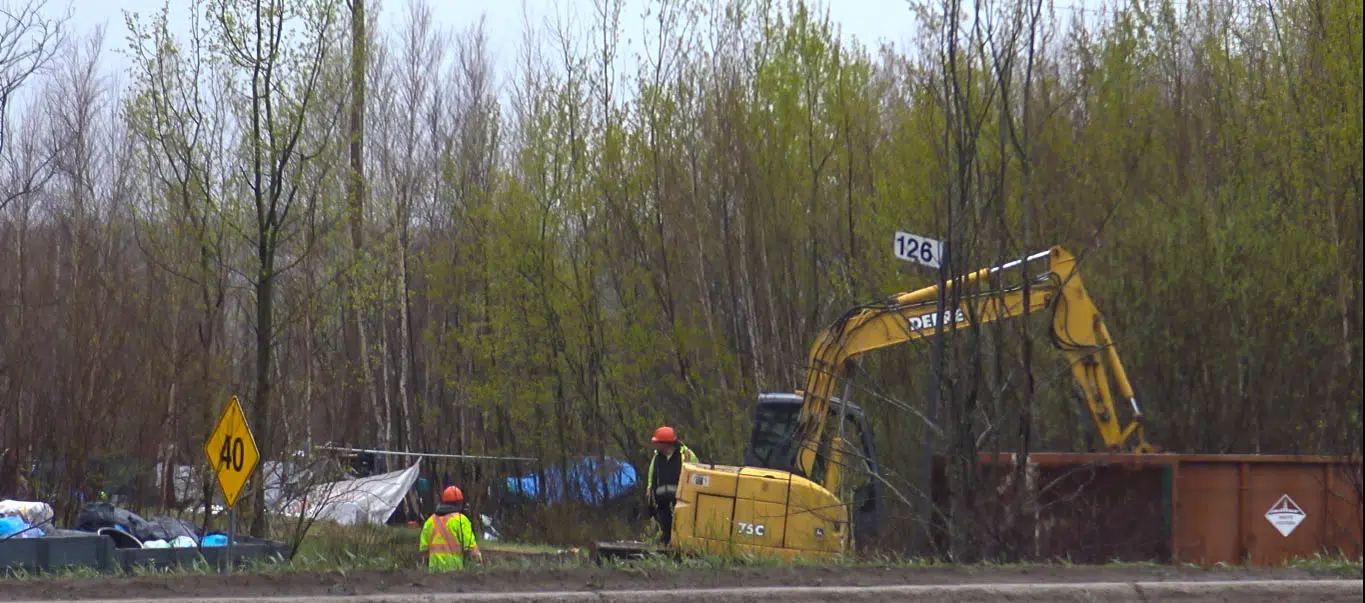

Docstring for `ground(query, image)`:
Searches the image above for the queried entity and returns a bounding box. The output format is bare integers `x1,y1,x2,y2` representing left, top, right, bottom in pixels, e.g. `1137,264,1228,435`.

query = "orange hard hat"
651,426,677,443
441,485,464,503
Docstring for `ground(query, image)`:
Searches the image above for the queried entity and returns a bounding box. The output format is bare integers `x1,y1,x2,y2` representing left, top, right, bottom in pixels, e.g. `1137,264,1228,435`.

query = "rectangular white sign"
893,231,944,269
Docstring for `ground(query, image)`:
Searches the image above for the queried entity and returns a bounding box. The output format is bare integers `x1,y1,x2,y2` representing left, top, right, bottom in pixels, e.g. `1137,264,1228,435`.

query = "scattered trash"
0,500,55,527
201,533,228,547
0,515,42,539
480,513,502,542
169,535,198,548
143,539,171,549
97,526,144,549
137,516,200,543
76,502,149,536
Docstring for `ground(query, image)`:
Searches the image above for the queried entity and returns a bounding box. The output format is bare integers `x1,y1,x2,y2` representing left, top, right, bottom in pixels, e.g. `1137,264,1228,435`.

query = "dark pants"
653,493,675,545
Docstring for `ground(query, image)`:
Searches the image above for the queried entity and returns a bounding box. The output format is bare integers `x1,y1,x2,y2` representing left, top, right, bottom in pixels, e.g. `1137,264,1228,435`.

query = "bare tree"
210,0,345,535
340,0,368,453
125,0,237,517
989,0,1050,560
385,0,445,456
0,0,65,211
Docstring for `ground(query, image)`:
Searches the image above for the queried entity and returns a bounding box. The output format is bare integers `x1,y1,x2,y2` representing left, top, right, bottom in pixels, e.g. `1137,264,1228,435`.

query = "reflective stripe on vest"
647,444,695,492
653,484,678,497
430,514,464,555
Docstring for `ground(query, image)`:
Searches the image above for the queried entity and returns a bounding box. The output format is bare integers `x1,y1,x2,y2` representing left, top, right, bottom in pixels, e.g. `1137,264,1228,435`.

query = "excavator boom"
792,246,1154,491
669,245,1155,561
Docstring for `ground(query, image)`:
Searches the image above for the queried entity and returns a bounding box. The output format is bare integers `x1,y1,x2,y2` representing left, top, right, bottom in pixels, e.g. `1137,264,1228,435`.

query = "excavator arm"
792,247,1156,492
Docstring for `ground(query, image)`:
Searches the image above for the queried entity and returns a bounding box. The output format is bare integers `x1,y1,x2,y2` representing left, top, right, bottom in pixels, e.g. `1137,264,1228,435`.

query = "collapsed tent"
505,456,637,506
271,462,420,525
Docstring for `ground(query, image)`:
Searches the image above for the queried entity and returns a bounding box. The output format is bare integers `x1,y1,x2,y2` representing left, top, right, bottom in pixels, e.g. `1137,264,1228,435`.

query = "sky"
36,0,1115,92
39,0,915,83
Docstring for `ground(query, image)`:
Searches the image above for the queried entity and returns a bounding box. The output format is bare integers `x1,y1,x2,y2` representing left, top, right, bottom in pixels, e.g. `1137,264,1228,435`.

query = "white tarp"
155,461,310,509
273,462,420,525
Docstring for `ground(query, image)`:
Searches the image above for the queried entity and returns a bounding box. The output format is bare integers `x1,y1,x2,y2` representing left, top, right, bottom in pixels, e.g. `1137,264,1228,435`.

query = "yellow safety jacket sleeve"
451,513,478,553
683,447,698,463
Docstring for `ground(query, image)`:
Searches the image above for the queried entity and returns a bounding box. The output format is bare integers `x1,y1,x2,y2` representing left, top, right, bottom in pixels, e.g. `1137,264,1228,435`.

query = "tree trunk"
250,264,274,537
360,316,384,450
398,236,416,454
380,309,393,457
344,0,368,449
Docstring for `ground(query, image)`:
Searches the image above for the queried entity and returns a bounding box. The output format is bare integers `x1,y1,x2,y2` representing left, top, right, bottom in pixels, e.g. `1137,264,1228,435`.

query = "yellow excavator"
667,246,1157,560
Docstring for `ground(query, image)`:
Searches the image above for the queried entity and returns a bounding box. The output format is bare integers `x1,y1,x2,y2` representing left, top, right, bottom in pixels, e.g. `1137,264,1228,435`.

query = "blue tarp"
505,456,637,506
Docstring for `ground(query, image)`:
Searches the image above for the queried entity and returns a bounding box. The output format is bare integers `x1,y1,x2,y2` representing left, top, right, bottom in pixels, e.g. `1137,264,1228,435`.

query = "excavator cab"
744,393,885,551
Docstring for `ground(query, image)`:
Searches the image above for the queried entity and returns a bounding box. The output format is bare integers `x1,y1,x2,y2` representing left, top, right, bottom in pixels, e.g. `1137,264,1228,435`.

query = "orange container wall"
1171,456,1363,566
1173,462,1241,564
937,453,1362,567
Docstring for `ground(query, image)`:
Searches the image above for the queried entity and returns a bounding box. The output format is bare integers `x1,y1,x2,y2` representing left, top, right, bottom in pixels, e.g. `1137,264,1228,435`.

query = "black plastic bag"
74,501,148,535
136,515,200,542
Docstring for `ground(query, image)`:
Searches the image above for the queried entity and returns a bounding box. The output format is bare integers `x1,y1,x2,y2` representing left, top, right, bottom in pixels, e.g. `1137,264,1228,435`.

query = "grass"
1283,552,1363,578
283,521,593,572
5,519,1361,581
1,565,105,582
288,522,423,570
482,541,569,555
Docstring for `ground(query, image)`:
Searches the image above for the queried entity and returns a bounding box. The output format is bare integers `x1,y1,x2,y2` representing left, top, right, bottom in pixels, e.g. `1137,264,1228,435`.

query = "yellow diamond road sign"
203,396,260,509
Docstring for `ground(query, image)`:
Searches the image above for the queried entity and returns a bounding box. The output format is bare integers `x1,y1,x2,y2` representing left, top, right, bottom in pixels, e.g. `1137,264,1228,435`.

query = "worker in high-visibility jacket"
419,486,482,571
645,425,698,546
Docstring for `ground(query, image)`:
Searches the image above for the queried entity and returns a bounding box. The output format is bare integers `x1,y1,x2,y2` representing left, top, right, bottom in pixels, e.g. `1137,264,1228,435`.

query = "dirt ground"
3,555,1353,601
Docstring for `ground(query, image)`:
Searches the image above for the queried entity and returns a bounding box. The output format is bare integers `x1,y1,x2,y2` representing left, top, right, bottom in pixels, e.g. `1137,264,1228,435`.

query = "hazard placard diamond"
1264,494,1306,538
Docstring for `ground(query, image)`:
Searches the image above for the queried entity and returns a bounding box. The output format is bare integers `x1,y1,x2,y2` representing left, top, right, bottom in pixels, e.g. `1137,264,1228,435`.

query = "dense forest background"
0,0,1359,555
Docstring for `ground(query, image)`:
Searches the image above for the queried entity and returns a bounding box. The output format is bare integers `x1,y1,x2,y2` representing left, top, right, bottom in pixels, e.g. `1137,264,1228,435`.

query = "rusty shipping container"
931,453,1362,566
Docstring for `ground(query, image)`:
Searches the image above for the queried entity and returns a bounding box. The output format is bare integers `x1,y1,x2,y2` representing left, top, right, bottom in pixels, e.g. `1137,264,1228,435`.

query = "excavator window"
745,395,877,480
745,402,801,472
743,393,885,549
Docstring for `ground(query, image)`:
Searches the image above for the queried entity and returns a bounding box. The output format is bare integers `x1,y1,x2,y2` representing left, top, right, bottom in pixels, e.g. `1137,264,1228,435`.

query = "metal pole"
919,241,949,554
226,507,235,573
312,445,537,462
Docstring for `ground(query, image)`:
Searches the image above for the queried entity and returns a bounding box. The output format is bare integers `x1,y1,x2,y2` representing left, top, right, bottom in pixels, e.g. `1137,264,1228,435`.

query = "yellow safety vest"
420,512,478,571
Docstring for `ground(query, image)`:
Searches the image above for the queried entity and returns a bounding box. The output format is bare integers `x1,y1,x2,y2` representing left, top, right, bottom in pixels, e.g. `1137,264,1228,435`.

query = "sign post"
893,231,948,553
204,396,260,573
